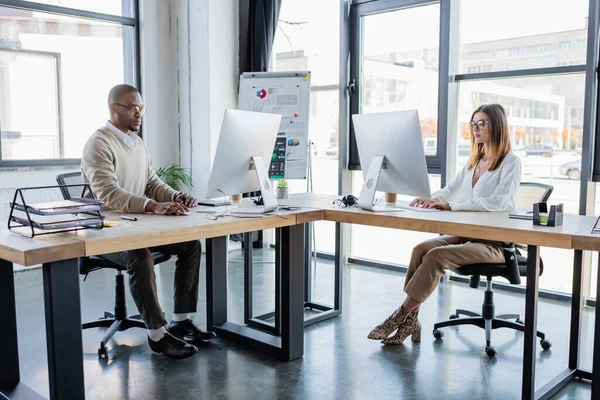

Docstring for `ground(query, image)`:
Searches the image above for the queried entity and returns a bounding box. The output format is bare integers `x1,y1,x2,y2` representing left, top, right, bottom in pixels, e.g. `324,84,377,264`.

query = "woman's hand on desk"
175,193,197,207
145,201,190,215
410,197,451,210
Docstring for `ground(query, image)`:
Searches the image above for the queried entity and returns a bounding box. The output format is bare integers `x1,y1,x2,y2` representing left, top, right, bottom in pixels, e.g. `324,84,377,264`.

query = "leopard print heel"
367,306,416,340
381,311,421,345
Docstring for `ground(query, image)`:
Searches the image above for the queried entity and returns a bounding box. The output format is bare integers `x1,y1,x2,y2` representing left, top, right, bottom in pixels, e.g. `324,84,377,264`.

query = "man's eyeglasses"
469,119,488,132
114,103,147,117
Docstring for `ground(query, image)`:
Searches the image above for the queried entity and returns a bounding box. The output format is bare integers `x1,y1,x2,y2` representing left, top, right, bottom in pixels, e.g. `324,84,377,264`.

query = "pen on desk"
121,216,138,221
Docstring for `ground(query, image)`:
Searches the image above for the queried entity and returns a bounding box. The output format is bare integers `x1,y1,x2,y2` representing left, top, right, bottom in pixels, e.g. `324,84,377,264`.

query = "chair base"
83,312,146,359
433,309,551,357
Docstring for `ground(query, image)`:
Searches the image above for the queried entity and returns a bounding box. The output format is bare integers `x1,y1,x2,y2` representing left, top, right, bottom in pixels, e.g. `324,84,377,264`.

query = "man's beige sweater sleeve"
81,136,148,213
145,163,178,203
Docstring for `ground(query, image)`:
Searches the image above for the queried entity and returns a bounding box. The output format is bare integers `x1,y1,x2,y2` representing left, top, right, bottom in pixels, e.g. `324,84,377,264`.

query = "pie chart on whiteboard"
256,89,267,99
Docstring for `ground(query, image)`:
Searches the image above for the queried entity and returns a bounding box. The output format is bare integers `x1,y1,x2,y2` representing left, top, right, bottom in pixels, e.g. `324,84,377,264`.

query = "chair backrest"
56,172,84,200
514,182,553,211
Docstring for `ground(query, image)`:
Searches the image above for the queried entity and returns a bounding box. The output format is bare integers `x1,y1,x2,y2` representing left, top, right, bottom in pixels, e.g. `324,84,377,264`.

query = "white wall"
140,0,180,169
177,0,239,200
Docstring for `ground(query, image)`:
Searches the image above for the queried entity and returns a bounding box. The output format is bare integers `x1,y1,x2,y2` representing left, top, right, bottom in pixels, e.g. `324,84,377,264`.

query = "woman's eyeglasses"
469,119,488,132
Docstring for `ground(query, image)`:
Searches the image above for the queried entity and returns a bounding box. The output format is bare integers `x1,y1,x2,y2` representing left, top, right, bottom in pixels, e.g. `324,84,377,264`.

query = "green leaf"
155,164,194,192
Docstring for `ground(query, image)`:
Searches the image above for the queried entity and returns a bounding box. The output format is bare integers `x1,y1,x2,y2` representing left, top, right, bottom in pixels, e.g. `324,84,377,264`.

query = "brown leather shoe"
148,332,198,359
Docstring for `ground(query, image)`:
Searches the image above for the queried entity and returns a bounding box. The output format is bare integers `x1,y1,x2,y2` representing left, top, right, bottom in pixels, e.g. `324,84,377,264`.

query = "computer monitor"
205,109,282,213
352,110,431,212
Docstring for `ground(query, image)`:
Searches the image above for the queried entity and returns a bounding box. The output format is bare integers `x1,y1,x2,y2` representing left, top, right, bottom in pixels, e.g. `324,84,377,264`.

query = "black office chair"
432,182,554,358
56,172,172,358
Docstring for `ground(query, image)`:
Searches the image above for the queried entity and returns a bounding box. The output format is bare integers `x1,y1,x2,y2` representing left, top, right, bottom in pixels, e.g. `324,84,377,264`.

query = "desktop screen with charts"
269,136,286,179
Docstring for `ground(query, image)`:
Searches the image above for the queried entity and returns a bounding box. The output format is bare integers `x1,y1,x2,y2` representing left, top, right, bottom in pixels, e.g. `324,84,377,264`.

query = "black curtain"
243,0,282,73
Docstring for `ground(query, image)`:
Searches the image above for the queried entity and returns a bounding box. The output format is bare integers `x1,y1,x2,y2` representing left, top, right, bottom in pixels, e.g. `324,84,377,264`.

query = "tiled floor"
11,247,594,399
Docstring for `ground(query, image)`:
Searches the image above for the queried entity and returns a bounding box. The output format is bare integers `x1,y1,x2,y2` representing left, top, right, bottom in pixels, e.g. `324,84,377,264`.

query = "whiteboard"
238,71,311,179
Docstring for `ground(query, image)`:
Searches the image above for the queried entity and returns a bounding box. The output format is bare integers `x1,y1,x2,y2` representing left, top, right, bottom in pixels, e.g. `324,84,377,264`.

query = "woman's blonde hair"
467,103,512,171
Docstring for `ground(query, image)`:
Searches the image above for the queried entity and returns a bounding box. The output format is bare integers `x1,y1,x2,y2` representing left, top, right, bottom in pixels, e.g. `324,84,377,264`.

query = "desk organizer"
8,184,104,238
533,202,563,227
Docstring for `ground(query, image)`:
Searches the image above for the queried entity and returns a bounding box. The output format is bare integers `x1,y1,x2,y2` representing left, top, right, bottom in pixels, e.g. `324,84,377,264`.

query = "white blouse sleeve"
431,165,467,203
449,155,521,211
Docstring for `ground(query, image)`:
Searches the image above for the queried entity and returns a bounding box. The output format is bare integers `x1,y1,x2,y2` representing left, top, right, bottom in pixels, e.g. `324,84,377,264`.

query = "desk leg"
569,250,584,370
206,236,228,327
42,259,85,400
592,252,600,399
522,245,540,400
280,224,305,360
0,259,20,391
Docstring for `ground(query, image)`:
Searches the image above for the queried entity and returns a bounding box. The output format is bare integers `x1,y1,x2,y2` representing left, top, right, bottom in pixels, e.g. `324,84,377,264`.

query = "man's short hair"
108,84,140,106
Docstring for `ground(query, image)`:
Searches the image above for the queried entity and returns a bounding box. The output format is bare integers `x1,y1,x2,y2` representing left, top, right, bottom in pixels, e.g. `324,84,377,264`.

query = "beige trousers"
403,235,505,303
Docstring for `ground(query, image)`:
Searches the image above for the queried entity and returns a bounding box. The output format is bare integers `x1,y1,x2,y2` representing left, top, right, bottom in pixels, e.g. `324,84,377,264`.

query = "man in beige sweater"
81,84,215,360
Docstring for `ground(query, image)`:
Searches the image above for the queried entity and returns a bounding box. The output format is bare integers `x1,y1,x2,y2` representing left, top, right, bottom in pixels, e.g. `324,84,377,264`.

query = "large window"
349,2,441,168
346,0,596,297
0,1,138,167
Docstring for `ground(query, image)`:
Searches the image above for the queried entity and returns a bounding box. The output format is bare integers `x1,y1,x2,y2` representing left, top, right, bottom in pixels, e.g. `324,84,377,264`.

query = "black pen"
121,216,138,221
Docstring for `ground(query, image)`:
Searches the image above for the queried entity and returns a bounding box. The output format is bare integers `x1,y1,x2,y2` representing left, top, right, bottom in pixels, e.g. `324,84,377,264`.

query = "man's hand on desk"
145,201,190,215
174,192,197,207
410,197,451,210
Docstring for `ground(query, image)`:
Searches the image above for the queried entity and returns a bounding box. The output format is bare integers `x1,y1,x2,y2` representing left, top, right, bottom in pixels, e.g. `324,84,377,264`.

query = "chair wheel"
449,313,459,319
540,339,552,350
485,346,497,358
433,329,444,339
98,346,108,359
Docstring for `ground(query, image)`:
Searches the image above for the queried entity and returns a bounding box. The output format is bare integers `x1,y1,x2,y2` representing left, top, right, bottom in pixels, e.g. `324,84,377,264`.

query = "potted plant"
276,179,289,199
155,164,194,192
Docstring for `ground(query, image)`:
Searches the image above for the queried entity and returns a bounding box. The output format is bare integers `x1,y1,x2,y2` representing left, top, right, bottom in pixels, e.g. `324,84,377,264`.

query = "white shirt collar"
105,120,138,149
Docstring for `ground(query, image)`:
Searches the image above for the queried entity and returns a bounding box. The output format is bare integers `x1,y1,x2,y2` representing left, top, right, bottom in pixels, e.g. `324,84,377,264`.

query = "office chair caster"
485,346,497,358
98,346,108,359
541,339,552,350
449,313,459,319
433,329,444,339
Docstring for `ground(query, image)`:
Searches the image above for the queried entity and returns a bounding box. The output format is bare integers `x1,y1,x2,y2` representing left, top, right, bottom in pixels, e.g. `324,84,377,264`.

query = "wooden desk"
283,193,598,400
3,197,599,400
0,226,85,400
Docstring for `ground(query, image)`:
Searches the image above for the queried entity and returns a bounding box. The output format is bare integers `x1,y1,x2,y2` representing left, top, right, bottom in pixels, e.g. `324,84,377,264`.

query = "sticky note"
103,220,121,227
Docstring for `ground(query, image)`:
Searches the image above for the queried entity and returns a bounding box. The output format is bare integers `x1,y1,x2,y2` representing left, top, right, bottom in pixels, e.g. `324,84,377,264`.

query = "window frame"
0,0,141,168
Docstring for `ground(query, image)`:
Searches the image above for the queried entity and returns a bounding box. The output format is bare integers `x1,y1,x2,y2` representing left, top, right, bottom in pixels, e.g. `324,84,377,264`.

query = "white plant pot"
276,187,288,199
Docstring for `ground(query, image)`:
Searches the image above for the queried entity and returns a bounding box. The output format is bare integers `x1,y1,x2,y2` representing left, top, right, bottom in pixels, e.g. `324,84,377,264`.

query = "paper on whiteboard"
251,85,300,117
279,120,307,179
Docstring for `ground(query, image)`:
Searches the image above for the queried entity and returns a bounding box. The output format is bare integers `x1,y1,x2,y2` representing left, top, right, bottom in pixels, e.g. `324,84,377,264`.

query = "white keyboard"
396,205,440,212
230,207,267,215
196,205,237,213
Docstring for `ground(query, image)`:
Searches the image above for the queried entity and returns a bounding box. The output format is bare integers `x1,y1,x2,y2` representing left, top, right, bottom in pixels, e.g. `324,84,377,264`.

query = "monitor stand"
230,155,278,215
358,155,404,213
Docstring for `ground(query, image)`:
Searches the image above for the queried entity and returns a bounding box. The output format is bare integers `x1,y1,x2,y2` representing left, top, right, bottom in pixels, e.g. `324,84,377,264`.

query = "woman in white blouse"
368,103,521,345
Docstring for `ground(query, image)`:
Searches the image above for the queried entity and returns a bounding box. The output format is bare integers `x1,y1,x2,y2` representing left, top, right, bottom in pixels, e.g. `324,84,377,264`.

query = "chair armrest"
503,244,521,285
